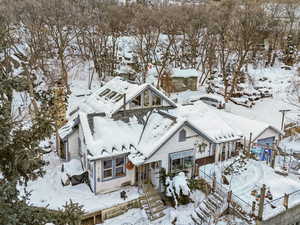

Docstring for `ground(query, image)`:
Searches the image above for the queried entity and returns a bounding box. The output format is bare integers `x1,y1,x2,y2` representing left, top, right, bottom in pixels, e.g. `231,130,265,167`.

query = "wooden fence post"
271,144,276,168
212,175,216,192
248,132,252,153
258,184,266,221
252,201,256,217
283,193,289,210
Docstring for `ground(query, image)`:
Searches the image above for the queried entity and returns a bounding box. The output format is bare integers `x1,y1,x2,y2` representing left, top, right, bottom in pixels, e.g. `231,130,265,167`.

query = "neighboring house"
161,68,199,93
59,77,241,194
217,110,282,148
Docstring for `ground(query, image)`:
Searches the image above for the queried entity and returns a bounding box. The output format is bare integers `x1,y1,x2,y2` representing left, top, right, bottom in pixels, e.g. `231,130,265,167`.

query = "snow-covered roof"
190,93,225,104
171,101,242,143
79,110,179,165
216,110,282,142
78,77,176,117
58,117,79,140
171,68,198,78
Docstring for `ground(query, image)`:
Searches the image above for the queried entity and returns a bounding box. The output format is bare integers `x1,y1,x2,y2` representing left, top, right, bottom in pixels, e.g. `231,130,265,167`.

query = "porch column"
225,142,229,160
215,144,220,164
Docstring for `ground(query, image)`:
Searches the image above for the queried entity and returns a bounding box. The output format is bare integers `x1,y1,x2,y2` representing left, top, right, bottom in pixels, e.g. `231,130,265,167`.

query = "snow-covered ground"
25,152,141,213
200,157,300,220
98,206,247,225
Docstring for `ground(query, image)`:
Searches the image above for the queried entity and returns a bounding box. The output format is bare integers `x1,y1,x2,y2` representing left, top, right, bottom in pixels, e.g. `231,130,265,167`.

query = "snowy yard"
200,157,300,220
25,152,141,213
98,206,247,225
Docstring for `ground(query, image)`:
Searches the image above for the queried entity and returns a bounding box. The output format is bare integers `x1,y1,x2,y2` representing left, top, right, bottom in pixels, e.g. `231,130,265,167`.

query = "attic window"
179,129,187,142
131,95,141,107
152,93,161,105
99,89,110,97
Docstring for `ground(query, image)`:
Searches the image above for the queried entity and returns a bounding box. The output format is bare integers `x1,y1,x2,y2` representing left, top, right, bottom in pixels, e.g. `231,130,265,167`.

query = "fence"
263,188,300,220
199,170,255,220
81,197,142,225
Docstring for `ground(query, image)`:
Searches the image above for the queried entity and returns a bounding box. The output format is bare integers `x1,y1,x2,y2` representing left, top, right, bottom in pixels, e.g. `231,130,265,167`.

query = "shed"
161,68,198,93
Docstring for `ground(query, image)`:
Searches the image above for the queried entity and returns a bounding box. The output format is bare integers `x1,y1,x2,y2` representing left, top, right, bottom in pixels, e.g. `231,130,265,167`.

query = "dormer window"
179,129,186,142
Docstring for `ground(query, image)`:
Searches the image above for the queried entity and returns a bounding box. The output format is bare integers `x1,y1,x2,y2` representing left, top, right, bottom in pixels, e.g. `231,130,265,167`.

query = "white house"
59,77,242,194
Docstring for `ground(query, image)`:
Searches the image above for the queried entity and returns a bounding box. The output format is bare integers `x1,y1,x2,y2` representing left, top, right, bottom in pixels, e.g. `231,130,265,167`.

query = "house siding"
254,127,280,143
94,158,135,194
145,125,209,172
68,128,80,160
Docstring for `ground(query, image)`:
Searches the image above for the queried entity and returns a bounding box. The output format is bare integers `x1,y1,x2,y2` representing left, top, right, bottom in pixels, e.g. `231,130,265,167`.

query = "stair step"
212,192,224,203
150,211,165,221
191,213,202,225
207,197,219,209
201,205,213,218
151,205,165,214
195,208,207,222
204,200,216,213
149,200,164,208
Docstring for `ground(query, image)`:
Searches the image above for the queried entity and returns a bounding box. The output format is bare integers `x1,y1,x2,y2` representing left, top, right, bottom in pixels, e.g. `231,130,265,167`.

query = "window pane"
116,167,125,177
179,129,186,142
153,94,161,105
172,158,182,171
103,160,112,169
144,90,150,107
184,156,193,168
116,157,125,167
103,169,112,178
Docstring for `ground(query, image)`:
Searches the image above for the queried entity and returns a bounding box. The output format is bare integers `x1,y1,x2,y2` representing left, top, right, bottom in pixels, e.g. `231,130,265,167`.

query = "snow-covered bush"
165,172,191,208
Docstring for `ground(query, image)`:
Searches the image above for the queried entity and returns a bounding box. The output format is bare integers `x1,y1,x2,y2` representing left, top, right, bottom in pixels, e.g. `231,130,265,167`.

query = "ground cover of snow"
25,152,141,213
98,205,247,225
99,190,208,225
200,157,300,220
174,64,298,129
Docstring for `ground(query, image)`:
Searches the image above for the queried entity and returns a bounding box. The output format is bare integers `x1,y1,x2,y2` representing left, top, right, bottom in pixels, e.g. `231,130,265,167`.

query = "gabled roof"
216,110,282,142
170,102,242,143
78,77,176,117
171,68,199,78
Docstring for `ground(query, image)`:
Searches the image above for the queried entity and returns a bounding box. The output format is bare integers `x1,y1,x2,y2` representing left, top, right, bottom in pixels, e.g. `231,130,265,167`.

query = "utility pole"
279,109,291,132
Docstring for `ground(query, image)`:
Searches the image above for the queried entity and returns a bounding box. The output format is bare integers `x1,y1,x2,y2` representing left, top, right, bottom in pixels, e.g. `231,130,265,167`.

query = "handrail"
141,183,154,217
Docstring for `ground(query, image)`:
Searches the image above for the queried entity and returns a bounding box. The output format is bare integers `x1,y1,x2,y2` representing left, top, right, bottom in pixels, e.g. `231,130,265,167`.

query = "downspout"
93,161,96,195
123,94,126,117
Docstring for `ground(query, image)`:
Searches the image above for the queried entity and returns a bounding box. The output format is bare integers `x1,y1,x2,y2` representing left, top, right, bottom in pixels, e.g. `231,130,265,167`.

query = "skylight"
99,89,110,97
106,91,117,99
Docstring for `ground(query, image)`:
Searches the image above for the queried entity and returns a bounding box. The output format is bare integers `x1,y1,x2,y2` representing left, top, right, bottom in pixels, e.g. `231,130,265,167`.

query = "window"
152,93,161,105
103,159,113,179
131,95,141,107
113,94,124,102
179,129,186,142
144,90,150,107
102,156,126,180
106,91,117,99
170,150,194,173
99,89,110,97
115,157,125,177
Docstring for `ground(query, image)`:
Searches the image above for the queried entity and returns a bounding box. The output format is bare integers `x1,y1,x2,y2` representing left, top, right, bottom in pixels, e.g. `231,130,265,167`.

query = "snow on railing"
199,170,255,219
262,189,300,220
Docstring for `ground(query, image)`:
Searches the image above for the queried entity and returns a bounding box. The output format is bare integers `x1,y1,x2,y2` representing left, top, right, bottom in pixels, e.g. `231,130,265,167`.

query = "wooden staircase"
140,184,166,221
191,191,227,225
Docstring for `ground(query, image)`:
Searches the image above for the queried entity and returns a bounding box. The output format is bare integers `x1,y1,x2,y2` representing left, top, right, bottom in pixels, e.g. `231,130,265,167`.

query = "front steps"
191,191,227,225
140,184,166,221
